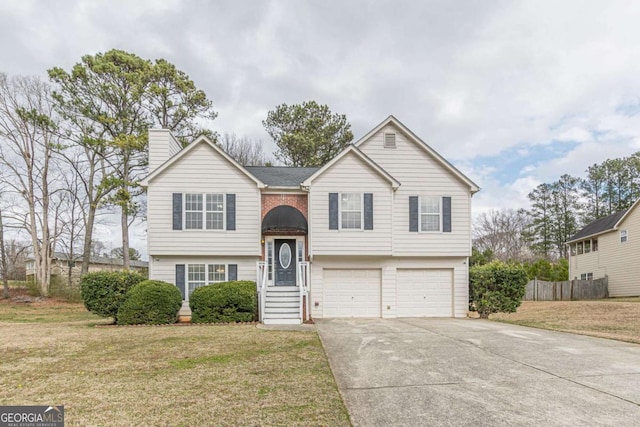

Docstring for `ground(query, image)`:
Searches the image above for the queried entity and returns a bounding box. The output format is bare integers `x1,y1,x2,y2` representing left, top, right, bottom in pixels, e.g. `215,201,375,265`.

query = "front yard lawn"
0,296,350,426
490,298,640,344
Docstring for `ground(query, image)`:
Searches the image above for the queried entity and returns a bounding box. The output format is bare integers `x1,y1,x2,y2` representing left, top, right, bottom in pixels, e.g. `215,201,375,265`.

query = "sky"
2,0,640,259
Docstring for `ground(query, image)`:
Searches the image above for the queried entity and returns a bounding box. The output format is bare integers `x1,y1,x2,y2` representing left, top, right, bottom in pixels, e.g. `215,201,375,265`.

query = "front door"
275,239,296,286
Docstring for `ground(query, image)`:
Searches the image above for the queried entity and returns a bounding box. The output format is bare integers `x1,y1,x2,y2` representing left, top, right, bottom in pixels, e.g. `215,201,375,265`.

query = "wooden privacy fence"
524,277,608,301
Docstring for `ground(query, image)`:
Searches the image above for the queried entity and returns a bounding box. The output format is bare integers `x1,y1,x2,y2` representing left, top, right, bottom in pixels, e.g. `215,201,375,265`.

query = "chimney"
148,129,182,171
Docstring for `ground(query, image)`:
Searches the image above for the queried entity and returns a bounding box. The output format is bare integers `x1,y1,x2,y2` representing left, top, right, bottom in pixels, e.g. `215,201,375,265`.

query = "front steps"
263,286,301,325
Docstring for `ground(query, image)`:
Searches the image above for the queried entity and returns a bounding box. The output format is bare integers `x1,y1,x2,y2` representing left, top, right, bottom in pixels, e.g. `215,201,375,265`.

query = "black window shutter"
228,264,238,281
226,194,236,230
175,264,186,300
364,193,374,230
329,193,339,230
443,196,452,232
409,196,419,232
172,193,183,230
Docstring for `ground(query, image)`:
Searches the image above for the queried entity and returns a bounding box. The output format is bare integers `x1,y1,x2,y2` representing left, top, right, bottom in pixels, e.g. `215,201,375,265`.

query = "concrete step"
263,311,300,319
263,318,301,325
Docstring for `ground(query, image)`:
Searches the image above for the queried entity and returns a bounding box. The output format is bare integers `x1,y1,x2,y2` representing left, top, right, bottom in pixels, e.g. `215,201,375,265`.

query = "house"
567,200,640,297
141,116,480,324
26,252,148,285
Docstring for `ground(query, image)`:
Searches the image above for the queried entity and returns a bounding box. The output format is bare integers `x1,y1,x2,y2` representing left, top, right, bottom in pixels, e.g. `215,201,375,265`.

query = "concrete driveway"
316,318,640,427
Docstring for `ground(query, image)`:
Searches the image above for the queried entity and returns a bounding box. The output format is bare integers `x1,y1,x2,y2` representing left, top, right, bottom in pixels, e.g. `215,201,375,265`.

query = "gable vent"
384,132,396,148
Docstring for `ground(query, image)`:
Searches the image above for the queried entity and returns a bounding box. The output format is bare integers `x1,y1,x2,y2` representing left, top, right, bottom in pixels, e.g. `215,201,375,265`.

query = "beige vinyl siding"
309,152,392,256
148,129,182,171
149,256,259,285
309,256,468,319
358,124,472,257
569,249,606,281
147,142,261,256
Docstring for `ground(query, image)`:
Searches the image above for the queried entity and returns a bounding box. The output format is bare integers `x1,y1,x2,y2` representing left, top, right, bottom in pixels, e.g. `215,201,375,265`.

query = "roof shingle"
245,166,319,187
568,210,627,241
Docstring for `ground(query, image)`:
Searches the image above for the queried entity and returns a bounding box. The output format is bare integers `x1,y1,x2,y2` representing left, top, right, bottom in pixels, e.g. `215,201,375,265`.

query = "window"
621,230,628,243
584,240,591,253
384,132,396,148
340,193,362,229
187,264,206,297
188,263,228,298
297,240,304,262
577,242,583,255
581,273,587,280
592,239,598,251
185,193,225,230
208,264,226,282
185,194,203,229
570,244,576,256
587,272,593,280
420,196,441,232
267,241,273,281
206,194,224,230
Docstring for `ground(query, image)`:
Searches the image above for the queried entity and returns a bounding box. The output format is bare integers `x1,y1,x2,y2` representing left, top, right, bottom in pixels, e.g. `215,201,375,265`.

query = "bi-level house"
141,116,480,324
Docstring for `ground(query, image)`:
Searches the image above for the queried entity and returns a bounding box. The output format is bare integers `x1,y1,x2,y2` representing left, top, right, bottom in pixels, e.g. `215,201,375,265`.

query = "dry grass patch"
490,298,640,344
0,301,350,426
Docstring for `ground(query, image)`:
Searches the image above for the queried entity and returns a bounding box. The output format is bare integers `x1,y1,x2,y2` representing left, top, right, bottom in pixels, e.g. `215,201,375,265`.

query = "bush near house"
469,261,528,319
190,281,257,323
80,271,146,319
117,280,182,325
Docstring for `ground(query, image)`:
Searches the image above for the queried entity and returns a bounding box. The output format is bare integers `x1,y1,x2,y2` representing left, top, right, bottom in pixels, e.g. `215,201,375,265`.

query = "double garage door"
322,268,453,318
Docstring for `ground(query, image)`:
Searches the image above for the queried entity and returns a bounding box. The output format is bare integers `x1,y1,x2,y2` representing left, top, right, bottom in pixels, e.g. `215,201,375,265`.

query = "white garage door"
397,269,453,317
323,269,381,317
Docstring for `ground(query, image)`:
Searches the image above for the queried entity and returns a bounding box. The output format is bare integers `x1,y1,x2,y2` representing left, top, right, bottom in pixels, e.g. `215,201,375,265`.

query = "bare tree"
473,209,533,262
0,200,9,298
219,133,270,166
56,170,86,287
0,74,63,296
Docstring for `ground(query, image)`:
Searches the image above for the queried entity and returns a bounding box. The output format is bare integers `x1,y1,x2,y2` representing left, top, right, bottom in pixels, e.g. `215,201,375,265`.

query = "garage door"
323,269,381,317
397,269,453,317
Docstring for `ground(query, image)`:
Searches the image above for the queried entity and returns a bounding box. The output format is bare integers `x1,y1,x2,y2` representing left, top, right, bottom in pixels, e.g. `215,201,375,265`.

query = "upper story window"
584,240,591,253
570,244,576,256
185,193,225,230
420,196,441,232
577,242,583,255
384,132,396,148
592,239,598,251
340,193,362,229
621,230,628,243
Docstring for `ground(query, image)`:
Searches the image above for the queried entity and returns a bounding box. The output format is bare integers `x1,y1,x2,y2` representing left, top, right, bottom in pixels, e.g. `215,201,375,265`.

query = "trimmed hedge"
80,271,146,319
190,281,257,323
117,280,182,325
469,261,528,319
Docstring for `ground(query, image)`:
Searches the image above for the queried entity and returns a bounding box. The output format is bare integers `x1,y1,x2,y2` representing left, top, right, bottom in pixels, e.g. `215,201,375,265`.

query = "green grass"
0,300,351,427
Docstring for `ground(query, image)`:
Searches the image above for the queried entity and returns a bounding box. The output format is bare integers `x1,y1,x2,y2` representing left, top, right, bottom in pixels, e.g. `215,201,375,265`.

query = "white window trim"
339,192,364,231
419,196,443,233
186,263,229,301
264,236,305,286
621,229,628,243
183,192,226,231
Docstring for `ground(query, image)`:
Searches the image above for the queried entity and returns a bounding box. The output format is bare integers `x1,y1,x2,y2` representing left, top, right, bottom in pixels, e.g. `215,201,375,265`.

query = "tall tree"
49,49,217,270
580,163,606,223
0,200,9,299
473,208,532,262
263,101,353,166
110,247,141,261
549,174,580,258
527,183,554,259
0,74,63,295
220,133,269,166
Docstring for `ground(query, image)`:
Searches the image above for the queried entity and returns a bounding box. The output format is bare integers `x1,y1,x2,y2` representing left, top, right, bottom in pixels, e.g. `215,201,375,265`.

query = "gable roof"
354,115,480,193
140,135,265,187
567,210,628,242
301,144,401,189
245,166,319,187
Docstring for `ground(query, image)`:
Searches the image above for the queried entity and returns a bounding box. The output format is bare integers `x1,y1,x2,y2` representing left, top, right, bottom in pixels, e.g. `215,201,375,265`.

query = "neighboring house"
26,252,149,285
567,200,640,297
141,116,480,324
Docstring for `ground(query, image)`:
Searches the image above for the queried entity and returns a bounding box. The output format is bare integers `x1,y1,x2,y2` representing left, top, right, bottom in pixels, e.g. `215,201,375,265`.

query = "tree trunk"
81,207,96,275
0,207,9,299
121,160,130,270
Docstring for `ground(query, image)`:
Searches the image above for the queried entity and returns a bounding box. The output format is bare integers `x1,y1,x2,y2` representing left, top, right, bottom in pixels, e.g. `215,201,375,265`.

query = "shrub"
190,281,257,323
469,261,528,319
80,271,146,319
117,280,182,325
